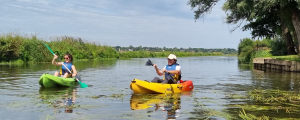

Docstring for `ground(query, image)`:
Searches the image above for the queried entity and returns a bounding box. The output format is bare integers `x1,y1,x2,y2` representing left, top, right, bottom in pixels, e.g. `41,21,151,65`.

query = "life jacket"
163,63,181,83
60,62,73,78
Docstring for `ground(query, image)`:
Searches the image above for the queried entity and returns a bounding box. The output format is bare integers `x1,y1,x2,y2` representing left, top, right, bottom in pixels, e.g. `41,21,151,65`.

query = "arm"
165,70,180,74
52,55,63,66
153,64,164,76
71,65,77,77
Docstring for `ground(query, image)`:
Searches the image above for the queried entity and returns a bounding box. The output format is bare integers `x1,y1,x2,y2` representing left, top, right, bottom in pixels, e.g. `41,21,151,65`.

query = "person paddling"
52,53,78,78
151,54,181,84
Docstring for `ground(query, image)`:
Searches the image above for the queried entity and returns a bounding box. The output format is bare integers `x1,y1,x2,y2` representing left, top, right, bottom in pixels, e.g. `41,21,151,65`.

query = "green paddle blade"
78,81,88,88
74,76,88,88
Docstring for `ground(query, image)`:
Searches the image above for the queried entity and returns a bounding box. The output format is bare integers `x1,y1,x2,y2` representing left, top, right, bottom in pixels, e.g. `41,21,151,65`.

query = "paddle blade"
74,76,88,88
78,81,88,88
145,59,154,66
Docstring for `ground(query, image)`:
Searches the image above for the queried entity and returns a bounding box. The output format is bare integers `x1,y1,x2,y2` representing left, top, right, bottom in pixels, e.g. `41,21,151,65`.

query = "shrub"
270,37,287,56
238,38,255,63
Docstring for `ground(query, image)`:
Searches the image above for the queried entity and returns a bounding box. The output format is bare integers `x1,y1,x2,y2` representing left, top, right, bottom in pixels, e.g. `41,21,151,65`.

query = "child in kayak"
151,54,181,84
52,53,78,78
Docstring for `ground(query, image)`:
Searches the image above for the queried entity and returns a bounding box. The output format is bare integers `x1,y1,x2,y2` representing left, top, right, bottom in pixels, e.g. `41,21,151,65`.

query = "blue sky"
0,0,252,49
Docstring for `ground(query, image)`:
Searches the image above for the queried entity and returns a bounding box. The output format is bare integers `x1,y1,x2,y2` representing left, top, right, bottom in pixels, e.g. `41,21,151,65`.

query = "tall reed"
0,32,224,63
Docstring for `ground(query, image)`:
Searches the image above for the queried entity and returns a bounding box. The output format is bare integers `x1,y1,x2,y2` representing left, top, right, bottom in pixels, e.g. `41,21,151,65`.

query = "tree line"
0,33,227,63
114,45,237,54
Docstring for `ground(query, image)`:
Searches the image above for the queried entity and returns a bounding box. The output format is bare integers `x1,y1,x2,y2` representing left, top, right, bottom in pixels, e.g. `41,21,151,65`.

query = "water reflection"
0,60,117,89
252,69,300,91
238,64,251,71
5,56,300,119
217,67,300,119
130,94,182,120
39,87,78,113
0,59,117,76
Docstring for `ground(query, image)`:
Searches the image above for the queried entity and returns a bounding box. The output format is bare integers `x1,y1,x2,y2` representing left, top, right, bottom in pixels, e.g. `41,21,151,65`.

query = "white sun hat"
167,54,177,59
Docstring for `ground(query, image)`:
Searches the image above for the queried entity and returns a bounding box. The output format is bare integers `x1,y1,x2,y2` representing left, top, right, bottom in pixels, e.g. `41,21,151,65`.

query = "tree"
129,45,134,51
223,0,297,54
188,0,300,55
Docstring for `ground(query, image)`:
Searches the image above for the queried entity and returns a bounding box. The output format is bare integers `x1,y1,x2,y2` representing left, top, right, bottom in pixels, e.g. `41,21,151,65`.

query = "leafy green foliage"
270,37,288,56
238,38,255,63
20,38,49,62
253,39,272,50
260,39,272,47
187,0,220,20
188,0,300,55
0,33,226,63
0,33,120,63
253,50,272,58
0,33,23,62
238,38,272,64
45,36,120,61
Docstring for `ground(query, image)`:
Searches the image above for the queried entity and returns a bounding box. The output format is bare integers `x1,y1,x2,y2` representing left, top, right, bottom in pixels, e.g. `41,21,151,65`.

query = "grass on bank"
270,55,300,61
0,32,225,63
254,53,300,62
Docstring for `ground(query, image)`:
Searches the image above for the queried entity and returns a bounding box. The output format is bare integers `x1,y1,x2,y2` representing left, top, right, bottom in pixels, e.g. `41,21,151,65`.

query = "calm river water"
1,56,300,120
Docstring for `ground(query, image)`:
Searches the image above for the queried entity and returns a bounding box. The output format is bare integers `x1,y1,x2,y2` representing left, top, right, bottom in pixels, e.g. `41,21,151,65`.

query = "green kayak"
39,74,78,88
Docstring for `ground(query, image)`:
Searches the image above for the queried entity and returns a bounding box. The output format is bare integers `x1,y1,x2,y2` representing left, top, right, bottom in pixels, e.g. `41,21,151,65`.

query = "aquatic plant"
239,109,271,120
227,89,300,119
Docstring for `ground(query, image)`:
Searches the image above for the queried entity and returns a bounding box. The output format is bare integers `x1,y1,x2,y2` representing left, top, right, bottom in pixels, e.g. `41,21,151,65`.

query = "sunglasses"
64,57,69,59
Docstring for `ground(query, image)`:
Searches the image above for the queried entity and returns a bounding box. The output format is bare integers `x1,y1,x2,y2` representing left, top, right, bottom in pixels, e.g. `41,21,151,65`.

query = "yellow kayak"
130,79,194,94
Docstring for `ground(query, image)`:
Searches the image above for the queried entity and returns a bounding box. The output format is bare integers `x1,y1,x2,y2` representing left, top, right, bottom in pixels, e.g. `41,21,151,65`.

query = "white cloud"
16,0,50,5
0,0,251,49
8,4,47,12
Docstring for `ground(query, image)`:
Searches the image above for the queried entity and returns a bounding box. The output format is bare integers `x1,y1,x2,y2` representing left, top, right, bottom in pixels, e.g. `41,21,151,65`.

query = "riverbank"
0,32,227,63
253,55,300,72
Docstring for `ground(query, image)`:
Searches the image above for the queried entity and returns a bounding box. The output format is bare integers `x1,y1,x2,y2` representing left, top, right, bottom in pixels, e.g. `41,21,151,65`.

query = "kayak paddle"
44,43,88,88
145,59,154,66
